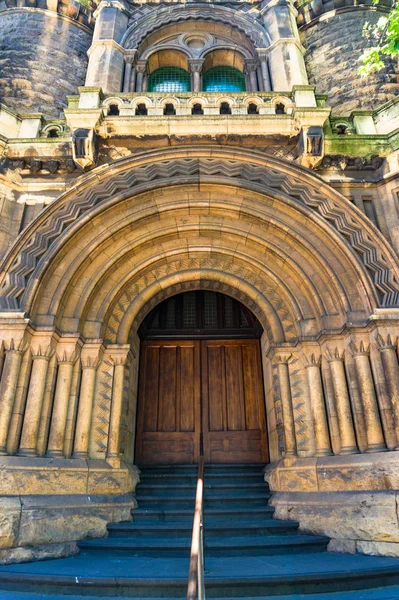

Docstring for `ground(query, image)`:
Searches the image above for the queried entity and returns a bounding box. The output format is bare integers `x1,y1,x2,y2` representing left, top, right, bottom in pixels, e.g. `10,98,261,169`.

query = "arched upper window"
148,67,191,93
203,66,246,93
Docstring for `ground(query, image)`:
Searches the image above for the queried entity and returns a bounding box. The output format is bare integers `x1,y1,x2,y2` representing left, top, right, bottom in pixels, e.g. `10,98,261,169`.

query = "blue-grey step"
4,588,399,600
78,533,329,557
107,519,300,538
137,483,267,496
2,553,399,597
131,505,276,522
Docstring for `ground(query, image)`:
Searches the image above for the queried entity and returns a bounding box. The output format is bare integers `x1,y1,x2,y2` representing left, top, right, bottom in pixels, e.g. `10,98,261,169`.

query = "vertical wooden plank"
207,344,224,432
225,343,245,431
180,344,195,432
158,345,177,432
242,343,259,430
143,344,160,432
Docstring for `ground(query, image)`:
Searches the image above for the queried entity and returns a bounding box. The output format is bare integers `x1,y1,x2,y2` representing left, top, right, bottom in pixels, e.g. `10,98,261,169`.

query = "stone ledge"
0,457,140,496
265,451,399,493
270,490,399,557
0,492,136,564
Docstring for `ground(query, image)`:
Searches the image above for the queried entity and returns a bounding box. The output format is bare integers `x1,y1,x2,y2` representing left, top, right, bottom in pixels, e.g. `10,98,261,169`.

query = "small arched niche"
147,50,191,93
203,50,246,92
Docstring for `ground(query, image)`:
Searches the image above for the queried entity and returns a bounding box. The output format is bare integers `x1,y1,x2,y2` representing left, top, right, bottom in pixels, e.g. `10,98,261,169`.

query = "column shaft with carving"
276,354,296,456
74,344,103,458
0,340,26,455
304,354,332,456
107,347,130,462
378,334,399,447
18,346,53,456
47,348,79,457
326,349,358,455
351,342,386,452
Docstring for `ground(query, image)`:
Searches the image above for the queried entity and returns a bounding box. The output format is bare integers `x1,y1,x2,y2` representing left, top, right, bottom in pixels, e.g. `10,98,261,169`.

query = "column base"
365,444,388,453
72,451,89,459
283,451,297,457
0,448,8,456
46,450,65,458
17,449,38,457
339,446,359,455
315,449,333,457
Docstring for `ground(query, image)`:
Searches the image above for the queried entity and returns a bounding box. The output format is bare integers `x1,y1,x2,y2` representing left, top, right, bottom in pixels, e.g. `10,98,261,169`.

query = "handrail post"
187,456,205,600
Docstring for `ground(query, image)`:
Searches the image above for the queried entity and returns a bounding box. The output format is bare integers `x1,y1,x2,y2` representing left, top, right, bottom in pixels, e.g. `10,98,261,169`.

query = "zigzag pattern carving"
1,157,398,309
104,257,297,343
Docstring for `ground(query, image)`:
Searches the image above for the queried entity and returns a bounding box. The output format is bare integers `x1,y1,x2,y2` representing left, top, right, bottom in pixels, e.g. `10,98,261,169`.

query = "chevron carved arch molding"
123,5,269,50
0,147,399,313
103,261,298,345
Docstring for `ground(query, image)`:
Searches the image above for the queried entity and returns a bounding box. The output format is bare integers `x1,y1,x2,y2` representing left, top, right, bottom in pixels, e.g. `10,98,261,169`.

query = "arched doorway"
135,290,269,465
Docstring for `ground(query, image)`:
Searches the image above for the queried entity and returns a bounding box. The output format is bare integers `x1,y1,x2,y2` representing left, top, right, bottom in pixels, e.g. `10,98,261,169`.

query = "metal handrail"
187,455,205,600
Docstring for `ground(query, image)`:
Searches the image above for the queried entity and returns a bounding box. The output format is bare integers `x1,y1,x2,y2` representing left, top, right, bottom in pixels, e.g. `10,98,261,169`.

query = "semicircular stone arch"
1,147,399,346
123,5,269,51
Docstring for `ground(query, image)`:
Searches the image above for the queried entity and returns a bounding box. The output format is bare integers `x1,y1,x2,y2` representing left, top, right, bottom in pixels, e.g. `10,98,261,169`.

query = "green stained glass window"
203,66,246,93
148,67,191,93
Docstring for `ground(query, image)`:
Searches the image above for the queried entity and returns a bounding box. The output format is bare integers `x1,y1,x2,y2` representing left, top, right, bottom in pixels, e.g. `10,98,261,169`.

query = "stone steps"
1,463,399,598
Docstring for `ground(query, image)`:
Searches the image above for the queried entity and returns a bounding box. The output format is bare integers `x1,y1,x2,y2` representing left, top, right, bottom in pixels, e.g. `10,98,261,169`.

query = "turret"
0,0,94,118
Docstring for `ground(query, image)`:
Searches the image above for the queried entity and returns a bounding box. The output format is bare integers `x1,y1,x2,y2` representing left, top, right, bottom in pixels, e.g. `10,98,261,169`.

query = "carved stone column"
326,348,358,455
257,51,272,92
106,346,131,464
18,344,54,456
47,347,80,457
377,334,399,448
0,340,26,455
245,60,259,92
275,354,296,457
350,341,386,452
123,51,136,93
304,354,332,456
135,62,146,93
189,60,204,93
74,344,104,458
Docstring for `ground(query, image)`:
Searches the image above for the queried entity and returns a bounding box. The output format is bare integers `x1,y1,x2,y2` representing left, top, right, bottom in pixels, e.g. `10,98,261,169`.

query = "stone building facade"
0,0,399,565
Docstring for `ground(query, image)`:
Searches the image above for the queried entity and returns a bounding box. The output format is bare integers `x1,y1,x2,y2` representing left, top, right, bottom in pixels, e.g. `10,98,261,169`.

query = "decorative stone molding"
1,149,398,314
123,5,269,50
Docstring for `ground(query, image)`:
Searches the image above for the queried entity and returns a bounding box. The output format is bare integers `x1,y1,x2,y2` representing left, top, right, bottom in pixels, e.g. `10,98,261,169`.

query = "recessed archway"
135,289,269,465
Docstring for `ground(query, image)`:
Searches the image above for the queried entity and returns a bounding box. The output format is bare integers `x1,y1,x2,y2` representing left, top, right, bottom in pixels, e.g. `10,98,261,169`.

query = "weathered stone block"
0,498,21,549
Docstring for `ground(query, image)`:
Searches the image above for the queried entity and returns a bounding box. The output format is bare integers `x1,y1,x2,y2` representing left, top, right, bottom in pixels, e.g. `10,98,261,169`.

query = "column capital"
325,347,345,364
4,338,28,356
55,338,83,365
274,352,292,365
81,342,105,369
124,50,137,65
303,352,321,369
31,344,55,362
376,333,398,352
189,60,204,74
349,340,370,358
136,61,147,74
244,59,258,73
109,344,132,367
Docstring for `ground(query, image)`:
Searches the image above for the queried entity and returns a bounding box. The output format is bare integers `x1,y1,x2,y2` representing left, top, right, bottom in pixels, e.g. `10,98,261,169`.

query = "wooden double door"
136,339,269,465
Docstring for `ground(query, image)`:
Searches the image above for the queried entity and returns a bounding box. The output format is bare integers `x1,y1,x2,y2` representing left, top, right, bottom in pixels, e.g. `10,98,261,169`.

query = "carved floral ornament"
0,148,398,329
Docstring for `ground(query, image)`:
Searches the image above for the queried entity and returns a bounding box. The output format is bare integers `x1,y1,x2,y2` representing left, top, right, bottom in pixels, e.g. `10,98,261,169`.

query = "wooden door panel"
202,340,269,464
137,338,268,465
136,340,200,465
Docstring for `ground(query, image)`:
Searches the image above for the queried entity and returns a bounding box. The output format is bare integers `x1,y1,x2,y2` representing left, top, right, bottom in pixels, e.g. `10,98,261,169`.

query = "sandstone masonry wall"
301,9,399,115
0,9,92,118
